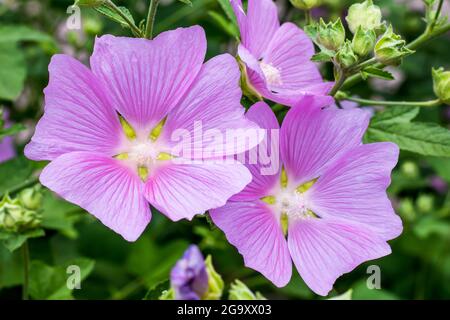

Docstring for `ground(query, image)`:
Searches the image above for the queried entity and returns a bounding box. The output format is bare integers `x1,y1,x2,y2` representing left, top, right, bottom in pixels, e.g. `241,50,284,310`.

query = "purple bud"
429,176,448,194
170,245,208,300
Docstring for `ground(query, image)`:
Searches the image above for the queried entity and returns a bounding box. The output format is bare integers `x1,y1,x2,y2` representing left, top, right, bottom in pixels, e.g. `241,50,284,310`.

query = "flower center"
128,141,159,167
278,189,310,220
259,61,282,87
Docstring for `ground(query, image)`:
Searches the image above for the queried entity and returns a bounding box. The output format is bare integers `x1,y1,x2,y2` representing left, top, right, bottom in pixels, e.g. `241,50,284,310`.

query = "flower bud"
229,280,266,300
316,18,346,51
336,40,358,68
346,0,383,34
290,0,322,10
416,194,434,213
74,0,106,7
352,26,376,57
0,194,42,233
432,67,450,105
18,185,43,210
374,25,414,66
203,255,224,300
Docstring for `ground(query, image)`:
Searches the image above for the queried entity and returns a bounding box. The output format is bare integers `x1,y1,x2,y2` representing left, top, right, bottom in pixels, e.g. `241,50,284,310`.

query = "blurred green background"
0,0,449,300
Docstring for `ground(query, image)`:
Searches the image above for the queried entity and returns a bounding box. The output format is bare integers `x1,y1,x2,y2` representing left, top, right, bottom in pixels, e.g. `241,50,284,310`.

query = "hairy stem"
341,96,442,108
144,0,160,39
105,0,142,37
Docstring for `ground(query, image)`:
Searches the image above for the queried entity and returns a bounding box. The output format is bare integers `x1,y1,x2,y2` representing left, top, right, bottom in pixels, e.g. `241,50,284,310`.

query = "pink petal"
232,102,280,201
210,200,292,287
144,162,252,221
90,27,206,131
307,143,403,240
40,152,151,241
162,54,260,158
231,0,280,58
25,54,123,161
0,136,15,163
288,218,391,296
281,96,370,186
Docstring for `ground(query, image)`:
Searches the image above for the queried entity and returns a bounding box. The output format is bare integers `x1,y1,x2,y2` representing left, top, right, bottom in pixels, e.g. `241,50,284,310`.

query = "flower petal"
40,152,151,241
162,54,260,158
307,142,402,240
90,27,206,131
144,162,252,221
231,0,280,58
25,54,123,161
232,102,280,201
281,96,370,186
210,200,292,287
288,218,391,296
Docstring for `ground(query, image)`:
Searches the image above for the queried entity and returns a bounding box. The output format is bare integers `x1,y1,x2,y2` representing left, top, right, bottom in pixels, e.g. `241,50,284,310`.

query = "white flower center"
128,141,159,167
276,189,310,220
260,61,282,87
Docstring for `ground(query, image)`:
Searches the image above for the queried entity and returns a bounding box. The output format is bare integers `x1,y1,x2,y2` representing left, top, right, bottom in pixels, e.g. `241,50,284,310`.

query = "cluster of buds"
432,67,450,105
0,185,43,233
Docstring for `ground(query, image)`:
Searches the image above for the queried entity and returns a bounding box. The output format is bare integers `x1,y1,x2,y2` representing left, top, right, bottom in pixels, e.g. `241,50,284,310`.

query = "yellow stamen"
280,212,288,236
119,115,136,140
150,117,167,141
280,167,288,189
138,166,148,182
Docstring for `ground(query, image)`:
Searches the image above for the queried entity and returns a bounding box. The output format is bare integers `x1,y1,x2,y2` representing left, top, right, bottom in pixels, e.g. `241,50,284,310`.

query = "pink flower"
210,98,403,296
231,0,333,106
0,110,16,163
25,26,259,241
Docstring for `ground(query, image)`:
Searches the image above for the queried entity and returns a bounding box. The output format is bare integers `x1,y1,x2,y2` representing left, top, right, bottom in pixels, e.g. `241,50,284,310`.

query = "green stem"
430,0,445,31
304,10,312,25
342,96,442,108
329,68,347,96
105,0,142,37
0,176,39,199
22,241,30,300
340,23,450,91
144,0,160,39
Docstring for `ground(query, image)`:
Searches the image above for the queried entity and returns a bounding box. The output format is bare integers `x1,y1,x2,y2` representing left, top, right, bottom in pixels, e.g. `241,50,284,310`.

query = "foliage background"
0,0,449,300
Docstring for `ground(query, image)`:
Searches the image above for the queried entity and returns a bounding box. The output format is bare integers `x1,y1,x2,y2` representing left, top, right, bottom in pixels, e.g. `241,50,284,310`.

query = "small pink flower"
231,0,333,106
26,26,259,241
211,98,403,296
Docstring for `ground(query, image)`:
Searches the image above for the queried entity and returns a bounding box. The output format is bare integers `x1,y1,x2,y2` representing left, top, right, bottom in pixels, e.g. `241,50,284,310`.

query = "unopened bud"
18,185,43,210
346,0,383,34
203,255,224,300
336,40,358,68
432,67,450,105
317,18,346,51
228,280,266,300
0,194,42,233
374,25,414,66
352,26,376,57
290,0,322,10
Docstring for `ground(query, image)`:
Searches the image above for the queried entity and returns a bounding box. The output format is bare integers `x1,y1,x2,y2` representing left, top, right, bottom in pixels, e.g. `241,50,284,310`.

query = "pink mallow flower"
25,26,259,241
231,0,333,106
210,97,403,296
0,110,16,163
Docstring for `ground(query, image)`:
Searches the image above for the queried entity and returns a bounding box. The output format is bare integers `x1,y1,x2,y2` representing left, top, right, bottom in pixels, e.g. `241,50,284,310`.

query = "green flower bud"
398,198,415,222
352,26,376,57
416,194,434,213
74,0,106,7
346,0,383,34
316,18,346,51
401,161,419,178
290,0,322,10
228,280,266,300
336,40,358,68
203,255,224,300
18,185,43,210
374,25,414,66
0,194,42,233
432,67,450,105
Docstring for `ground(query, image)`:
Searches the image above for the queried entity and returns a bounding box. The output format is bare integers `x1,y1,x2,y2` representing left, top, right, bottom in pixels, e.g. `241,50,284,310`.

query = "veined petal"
281,96,370,186
210,200,292,287
25,54,123,161
307,143,403,240
40,152,151,241
232,102,280,201
90,27,206,131
144,162,252,221
231,0,280,58
288,218,391,296
162,54,260,159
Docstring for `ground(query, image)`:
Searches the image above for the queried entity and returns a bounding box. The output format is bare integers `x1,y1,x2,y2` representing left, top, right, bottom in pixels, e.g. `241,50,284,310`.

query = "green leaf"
370,106,420,125
29,258,95,300
0,229,45,252
0,123,25,139
0,43,26,101
208,11,239,37
361,67,395,80
351,280,400,300
414,217,450,239
367,122,450,157
0,25,55,45
426,157,450,183
94,5,135,28
178,0,193,5
0,245,24,288
0,157,35,196
144,279,170,300
217,0,237,27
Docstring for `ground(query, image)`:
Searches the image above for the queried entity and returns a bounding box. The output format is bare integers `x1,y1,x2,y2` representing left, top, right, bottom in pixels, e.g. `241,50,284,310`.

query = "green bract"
374,25,414,65
352,26,376,57
316,18,346,51
346,0,383,34
432,67,450,104
228,280,266,300
336,40,358,68
0,194,42,233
